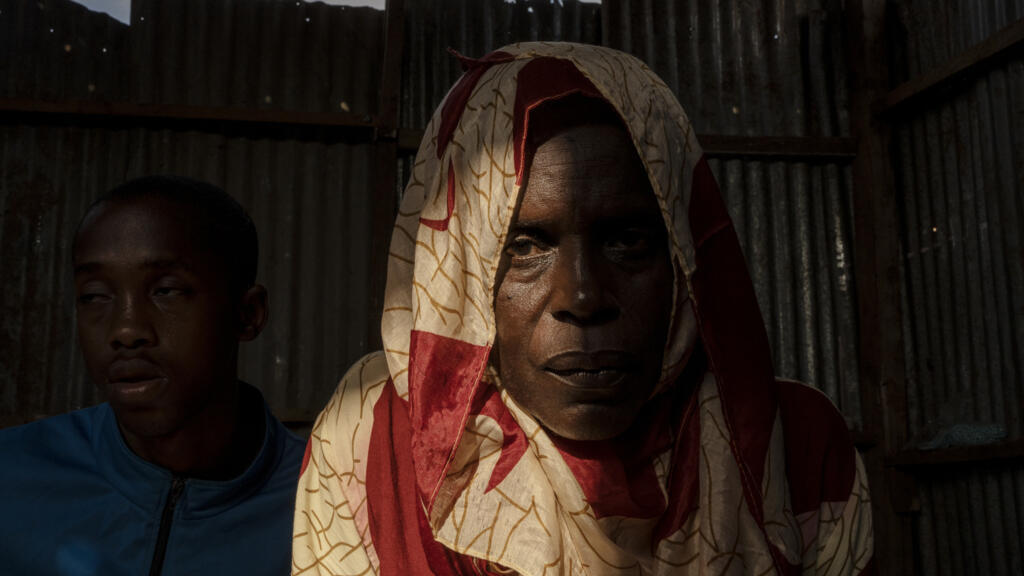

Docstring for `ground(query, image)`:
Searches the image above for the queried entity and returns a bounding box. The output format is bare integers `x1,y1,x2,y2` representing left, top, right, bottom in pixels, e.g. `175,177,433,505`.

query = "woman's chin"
538,404,636,442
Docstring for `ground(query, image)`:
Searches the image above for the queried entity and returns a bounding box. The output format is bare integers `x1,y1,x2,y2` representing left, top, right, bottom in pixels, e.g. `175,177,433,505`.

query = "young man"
0,176,304,575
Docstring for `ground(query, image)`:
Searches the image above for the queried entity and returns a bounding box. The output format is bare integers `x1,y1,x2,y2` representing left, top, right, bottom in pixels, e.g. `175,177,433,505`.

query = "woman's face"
494,123,674,441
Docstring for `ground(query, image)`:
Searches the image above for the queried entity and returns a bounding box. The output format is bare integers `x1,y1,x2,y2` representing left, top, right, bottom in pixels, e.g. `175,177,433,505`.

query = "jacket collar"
92,383,286,517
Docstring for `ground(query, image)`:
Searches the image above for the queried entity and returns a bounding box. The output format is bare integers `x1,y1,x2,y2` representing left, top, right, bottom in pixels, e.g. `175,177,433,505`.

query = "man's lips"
542,350,637,390
108,358,163,382
106,358,165,401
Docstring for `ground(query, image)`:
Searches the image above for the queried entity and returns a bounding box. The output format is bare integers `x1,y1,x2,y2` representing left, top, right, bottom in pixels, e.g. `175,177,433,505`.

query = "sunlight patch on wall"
71,0,129,24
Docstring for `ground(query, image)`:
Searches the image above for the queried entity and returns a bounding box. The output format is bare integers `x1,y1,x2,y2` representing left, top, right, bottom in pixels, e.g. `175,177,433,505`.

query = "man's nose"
549,240,618,325
109,295,156,349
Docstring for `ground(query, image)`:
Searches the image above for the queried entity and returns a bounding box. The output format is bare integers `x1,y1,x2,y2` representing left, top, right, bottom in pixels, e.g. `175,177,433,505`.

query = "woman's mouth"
545,367,630,391
542,351,637,391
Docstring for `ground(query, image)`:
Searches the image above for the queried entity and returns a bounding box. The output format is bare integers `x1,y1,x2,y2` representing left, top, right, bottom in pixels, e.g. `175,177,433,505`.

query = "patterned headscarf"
293,42,873,576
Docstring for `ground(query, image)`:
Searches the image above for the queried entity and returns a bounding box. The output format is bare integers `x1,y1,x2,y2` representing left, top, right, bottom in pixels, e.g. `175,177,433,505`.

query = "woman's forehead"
529,124,637,169
517,124,660,226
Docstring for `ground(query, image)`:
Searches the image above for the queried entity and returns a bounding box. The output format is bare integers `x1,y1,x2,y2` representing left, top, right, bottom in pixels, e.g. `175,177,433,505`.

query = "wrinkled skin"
73,195,267,477
494,124,674,441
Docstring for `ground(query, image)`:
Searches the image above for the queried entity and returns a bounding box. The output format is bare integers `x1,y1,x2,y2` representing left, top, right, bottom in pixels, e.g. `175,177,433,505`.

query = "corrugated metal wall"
603,0,862,426
0,0,387,425
400,0,602,131
6,0,1023,570
0,0,130,101
2,0,864,431
128,0,383,114
888,0,1024,573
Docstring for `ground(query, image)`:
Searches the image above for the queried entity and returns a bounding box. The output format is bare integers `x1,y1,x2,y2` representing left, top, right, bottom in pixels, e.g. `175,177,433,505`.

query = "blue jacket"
0,387,305,575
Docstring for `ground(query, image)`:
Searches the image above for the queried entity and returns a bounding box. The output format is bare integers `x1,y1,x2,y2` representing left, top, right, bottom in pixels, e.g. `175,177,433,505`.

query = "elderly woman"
292,43,873,575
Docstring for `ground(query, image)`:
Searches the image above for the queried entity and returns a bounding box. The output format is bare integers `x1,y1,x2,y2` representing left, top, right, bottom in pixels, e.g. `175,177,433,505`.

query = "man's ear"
238,284,268,342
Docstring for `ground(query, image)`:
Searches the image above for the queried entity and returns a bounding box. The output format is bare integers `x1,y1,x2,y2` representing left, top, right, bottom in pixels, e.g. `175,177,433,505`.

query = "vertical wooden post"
846,0,916,574
368,0,406,349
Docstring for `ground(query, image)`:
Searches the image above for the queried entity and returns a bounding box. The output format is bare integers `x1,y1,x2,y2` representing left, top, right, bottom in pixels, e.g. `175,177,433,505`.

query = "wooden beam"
877,17,1024,115
847,0,916,573
698,135,856,161
366,0,406,350
888,440,1024,469
375,0,405,141
398,128,424,152
397,128,857,161
1,99,857,163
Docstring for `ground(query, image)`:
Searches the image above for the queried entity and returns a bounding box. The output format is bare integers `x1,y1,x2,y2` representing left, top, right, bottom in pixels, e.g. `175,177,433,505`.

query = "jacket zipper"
148,476,186,576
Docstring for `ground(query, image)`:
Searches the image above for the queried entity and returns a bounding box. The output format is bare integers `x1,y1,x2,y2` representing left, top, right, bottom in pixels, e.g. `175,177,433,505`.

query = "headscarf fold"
293,42,873,576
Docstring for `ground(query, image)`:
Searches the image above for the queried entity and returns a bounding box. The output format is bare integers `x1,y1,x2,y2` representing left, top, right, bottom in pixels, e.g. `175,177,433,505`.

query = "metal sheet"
0,0,387,426
914,464,1024,575
0,0,129,101
400,0,602,130
893,9,1024,445
888,0,1024,84
604,0,862,425
0,0,865,428
889,1,1024,573
0,124,381,423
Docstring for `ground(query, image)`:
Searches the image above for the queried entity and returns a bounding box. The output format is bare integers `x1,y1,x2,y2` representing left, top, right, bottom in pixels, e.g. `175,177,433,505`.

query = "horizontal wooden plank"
698,135,857,161
0,98,376,129
397,128,857,161
877,17,1024,115
1,99,856,161
887,439,1024,469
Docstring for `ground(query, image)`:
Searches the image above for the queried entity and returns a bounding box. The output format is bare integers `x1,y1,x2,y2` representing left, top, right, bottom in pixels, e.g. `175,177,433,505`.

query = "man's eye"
153,286,187,298
77,293,111,305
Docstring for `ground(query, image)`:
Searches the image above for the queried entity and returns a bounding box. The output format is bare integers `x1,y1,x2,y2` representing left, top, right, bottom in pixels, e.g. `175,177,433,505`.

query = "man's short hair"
78,175,259,294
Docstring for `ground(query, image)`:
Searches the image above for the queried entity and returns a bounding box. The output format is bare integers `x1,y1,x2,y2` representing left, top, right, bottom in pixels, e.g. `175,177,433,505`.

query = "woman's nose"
549,240,618,325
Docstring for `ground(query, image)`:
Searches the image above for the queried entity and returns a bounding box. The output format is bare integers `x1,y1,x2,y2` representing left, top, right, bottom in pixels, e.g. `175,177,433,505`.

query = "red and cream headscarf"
292,42,873,576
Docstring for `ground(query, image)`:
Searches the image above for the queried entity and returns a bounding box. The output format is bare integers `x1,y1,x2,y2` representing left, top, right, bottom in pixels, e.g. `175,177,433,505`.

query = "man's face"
73,196,239,440
494,124,674,441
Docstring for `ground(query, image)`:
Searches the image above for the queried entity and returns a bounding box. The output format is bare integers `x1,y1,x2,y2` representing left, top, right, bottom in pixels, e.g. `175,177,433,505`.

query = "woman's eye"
607,230,651,254
506,237,545,259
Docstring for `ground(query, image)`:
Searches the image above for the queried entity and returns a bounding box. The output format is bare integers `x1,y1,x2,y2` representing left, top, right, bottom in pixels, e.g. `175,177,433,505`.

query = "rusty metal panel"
0,0,387,426
888,0,1024,573
400,0,603,130
0,0,869,437
913,464,1024,575
1,0,385,113
603,0,862,425
0,124,381,425
603,0,850,138
126,0,384,115
890,5,1024,455
0,125,97,424
0,0,130,101
894,60,1024,444
888,0,1024,84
